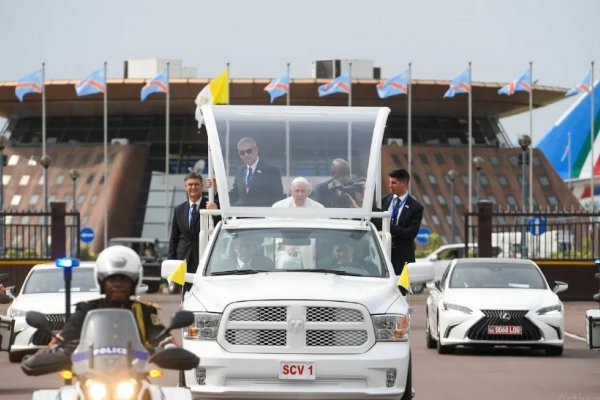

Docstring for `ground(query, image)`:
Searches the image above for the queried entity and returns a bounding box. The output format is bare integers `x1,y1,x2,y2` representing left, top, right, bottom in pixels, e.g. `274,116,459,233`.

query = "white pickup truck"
162,105,433,399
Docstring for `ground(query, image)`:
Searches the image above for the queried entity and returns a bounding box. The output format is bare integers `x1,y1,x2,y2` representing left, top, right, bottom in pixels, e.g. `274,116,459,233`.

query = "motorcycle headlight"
85,379,107,400
537,304,562,315
185,312,221,340
442,302,473,314
371,314,409,341
115,378,137,400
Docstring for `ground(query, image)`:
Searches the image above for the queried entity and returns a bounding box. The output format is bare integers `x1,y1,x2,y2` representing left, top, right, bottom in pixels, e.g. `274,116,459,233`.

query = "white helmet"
95,245,143,294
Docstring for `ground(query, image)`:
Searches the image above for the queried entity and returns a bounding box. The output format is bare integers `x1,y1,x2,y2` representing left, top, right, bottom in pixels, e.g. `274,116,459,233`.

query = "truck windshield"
206,228,388,278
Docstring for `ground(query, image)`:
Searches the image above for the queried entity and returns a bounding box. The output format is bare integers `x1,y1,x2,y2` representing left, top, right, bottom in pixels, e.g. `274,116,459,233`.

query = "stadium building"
0,59,580,252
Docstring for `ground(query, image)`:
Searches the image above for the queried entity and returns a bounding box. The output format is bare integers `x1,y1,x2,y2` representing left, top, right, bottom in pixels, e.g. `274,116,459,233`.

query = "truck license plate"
279,362,316,380
488,325,522,335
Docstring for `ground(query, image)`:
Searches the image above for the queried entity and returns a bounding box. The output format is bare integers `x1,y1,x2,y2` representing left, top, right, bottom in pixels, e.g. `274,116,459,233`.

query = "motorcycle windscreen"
71,309,149,377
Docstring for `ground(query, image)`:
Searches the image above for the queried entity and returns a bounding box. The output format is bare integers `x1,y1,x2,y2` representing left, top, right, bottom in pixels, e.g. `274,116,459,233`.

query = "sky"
1,0,599,145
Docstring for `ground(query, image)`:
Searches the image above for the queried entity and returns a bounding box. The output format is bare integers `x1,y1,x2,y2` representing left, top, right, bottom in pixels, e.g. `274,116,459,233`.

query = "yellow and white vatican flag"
397,262,412,294
167,260,187,286
195,67,229,127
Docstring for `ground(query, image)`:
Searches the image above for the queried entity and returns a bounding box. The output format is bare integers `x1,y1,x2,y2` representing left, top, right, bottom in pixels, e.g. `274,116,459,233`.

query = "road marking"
565,331,585,342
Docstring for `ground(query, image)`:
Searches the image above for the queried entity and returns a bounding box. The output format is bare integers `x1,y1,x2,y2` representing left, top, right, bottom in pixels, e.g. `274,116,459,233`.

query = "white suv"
162,105,432,399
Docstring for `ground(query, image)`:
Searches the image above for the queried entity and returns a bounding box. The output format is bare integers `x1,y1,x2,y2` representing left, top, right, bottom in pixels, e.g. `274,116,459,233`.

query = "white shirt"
272,197,325,208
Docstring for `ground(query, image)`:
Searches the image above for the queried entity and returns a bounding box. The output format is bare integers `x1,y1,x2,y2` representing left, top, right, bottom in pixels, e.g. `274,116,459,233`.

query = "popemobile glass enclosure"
201,105,390,219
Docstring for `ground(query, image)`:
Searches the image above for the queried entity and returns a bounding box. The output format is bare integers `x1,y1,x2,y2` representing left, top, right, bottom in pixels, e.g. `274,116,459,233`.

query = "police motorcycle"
21,308,199,400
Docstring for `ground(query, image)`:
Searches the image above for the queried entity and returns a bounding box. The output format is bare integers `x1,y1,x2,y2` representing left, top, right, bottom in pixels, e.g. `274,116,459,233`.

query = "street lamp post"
40,155,52,258
473,156,485,204
0,138,5,256
518,135,531,259
518,135,531,212
447,169,458,243
69,169,80,258
69,169,80,211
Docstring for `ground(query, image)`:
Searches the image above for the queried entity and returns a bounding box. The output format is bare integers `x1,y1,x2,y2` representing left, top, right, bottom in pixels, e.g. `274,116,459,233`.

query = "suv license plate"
279,362,316,380
488,325,522,335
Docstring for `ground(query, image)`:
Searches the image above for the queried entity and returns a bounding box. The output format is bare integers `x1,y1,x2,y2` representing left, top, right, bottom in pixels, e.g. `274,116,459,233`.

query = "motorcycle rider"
53,245,174,353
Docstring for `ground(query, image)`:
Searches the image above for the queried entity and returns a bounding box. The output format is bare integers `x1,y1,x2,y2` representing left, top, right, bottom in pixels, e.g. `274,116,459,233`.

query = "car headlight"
185,312,221,340
442,302,473,314
371,314,409,341
537,304,562,315
8,307,26,317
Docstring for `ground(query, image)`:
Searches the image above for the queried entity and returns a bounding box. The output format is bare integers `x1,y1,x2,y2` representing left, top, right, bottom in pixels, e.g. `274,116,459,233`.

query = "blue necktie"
190,203,198,228
391,197,400,224
245,167,253,186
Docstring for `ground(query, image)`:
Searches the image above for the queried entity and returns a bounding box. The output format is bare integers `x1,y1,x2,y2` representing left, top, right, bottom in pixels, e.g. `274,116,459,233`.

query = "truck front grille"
221,301,372,353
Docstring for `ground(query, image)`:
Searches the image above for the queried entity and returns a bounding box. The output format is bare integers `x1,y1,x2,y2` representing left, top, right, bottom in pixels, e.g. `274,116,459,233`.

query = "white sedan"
425,258,567,356
6,262,99,362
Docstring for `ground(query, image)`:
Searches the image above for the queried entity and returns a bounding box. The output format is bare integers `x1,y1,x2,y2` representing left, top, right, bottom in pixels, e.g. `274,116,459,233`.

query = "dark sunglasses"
239,148,254,156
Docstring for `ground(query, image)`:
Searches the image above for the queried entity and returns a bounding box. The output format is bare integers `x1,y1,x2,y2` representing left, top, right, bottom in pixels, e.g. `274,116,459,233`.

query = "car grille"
221,301,372,353
467,310,542,341
31,313,66,346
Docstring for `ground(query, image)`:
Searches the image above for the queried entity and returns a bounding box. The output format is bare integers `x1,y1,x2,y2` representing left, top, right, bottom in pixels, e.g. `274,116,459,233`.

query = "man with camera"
312,158,363,208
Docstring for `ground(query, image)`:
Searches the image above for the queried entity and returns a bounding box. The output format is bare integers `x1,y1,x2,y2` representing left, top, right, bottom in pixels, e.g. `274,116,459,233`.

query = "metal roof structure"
0,78,568,120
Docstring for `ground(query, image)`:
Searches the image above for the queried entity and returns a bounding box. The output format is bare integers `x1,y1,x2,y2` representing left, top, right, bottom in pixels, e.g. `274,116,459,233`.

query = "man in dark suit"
312,158,358,208
229,137,284,207
168,172,218,292
382,168,424,277
230,236,274,270
321,239,379,276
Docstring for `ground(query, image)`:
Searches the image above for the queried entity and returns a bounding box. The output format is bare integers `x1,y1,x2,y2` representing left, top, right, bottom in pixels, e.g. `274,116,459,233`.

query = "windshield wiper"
211,269,264,276
300,268,363,277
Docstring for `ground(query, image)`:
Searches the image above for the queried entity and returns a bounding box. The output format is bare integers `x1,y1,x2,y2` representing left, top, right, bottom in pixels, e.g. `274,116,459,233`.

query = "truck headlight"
185,312,221,340
372,314,409,341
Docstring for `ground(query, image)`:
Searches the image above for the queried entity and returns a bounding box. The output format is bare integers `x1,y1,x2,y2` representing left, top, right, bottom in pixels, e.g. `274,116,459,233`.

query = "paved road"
1,292,599,400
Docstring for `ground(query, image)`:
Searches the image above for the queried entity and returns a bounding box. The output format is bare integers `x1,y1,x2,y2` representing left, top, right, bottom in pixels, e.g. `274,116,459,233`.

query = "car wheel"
168,280,182,294
400,353,412,400
436,321,454,354
411,283,424,294
425,310,437,349
545,346,563,356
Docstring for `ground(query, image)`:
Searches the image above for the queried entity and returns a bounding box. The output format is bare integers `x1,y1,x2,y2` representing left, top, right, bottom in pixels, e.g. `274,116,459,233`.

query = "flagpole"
568,131,572,191
165,62,171,238
286,63,291,106
348,63,353,169
41,63,49,257
103,61,108,249
285,63,291,178
41,63,47,214
528,61,533,213
591,61,595,213
468,62,473,213
408,62,412,193
226,62,230,105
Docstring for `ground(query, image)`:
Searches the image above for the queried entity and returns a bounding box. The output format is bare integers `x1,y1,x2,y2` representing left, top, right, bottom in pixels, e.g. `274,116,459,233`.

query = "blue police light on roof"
56,257,80,268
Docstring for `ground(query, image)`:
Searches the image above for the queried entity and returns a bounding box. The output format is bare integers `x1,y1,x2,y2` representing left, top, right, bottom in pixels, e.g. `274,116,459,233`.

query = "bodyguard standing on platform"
229,137,284,207
168,172,218,292
382,168,424,276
